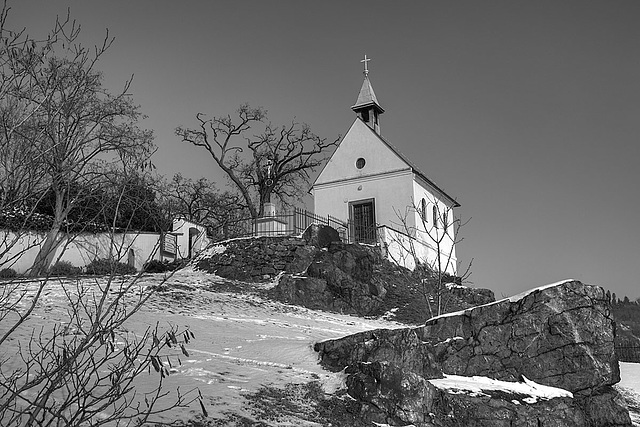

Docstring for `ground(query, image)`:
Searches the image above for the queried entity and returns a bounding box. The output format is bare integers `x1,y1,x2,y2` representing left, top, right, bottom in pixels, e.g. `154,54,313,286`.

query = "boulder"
315,327,442,378
314,280,631,426
420,280,619,396
302,224,341,248
431,392,586,427
284,244,316,274
343,362,589,427
345,361,439,426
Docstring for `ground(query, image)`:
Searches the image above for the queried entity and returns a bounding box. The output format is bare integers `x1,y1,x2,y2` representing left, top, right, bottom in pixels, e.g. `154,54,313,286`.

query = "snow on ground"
620,363,640,390
0,270,404,424
2,271,639,425
618,362,640,426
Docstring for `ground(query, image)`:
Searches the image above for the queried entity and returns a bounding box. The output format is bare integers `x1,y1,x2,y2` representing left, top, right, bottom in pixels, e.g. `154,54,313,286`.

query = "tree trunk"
30,223,62,276
31,189,66,276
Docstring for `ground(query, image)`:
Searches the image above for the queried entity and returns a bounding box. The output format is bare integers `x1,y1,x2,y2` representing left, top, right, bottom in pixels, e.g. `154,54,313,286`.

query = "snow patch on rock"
428,374,573,403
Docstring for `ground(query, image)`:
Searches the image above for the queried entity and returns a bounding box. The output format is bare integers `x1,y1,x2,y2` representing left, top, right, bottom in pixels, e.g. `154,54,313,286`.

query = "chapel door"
350,199,376,244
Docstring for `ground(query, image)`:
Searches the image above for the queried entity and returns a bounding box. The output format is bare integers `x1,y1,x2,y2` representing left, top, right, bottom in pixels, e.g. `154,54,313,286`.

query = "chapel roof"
360,119,460,207
351,75,385,113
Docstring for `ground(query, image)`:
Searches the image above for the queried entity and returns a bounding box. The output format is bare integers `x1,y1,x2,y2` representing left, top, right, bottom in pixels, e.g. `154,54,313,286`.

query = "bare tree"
26,54,153,274
0,4,203,425
0,269,200,426
0,173,203,426
176,104,339,219
388,195,472,318
0,2,81,266
161,173,247,240
0,3,154,275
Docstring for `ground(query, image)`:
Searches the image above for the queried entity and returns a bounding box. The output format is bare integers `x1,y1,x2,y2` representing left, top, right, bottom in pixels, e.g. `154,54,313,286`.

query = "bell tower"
351,55,385,135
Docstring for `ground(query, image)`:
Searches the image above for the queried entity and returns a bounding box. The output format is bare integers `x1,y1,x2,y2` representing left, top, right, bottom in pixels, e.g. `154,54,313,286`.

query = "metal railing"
233,208,349,242
349,222,378,245
212,207,387,246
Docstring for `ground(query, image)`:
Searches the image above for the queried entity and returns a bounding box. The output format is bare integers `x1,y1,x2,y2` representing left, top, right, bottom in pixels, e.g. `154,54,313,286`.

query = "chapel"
311,57,459,274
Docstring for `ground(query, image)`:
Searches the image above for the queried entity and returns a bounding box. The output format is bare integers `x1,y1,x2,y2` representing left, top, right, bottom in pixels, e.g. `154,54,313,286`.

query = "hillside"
614,301,640,338
0,270,406,425
612,300,640,363
2,268,640,425
195,234,495,325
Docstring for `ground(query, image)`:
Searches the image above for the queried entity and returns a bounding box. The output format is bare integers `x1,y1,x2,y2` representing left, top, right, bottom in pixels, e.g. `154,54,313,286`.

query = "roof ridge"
363,121,460,207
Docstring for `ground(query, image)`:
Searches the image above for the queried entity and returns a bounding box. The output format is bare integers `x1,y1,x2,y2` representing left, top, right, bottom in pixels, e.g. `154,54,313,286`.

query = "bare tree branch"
177,104,339,218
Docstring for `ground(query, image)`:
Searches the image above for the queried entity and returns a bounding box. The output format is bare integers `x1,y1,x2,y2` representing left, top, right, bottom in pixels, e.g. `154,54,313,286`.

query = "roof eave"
351,101,385,113
414,171,461,208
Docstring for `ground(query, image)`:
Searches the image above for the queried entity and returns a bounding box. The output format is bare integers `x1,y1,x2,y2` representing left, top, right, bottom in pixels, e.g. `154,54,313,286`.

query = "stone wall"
194,236,316,281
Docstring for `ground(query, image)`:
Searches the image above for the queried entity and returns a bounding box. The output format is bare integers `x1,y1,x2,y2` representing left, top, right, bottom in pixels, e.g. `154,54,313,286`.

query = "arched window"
420,198,427,222
433,205,438,229
127,249,135,268
443,210,449,233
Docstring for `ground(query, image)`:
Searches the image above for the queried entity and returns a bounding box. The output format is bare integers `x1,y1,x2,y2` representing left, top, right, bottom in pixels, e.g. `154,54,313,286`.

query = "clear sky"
9,1,640,299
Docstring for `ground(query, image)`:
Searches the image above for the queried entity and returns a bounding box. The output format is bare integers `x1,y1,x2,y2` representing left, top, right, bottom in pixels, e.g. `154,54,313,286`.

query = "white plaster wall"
55,233,162,271
0,230,162,274
411,179,457,272
313,169,414,229
1,231,43,273
379,226,457,275
314,119,408,186
172,218,210,258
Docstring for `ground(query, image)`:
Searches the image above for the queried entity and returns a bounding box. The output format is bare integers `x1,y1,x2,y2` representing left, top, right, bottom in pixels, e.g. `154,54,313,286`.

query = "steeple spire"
352,55,384,134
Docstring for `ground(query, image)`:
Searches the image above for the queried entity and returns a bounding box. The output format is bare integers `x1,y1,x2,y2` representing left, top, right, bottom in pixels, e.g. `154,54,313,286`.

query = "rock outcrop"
270,242,387,316
195,230,496,322
195,236,314,281
445,283,495,307
314,280,631,426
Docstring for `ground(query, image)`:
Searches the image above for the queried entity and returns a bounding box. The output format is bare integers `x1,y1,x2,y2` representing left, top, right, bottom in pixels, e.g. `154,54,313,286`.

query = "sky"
8,1,640,299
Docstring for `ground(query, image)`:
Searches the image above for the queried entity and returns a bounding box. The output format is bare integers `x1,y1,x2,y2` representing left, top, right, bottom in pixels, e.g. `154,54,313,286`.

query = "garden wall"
1,230,164,274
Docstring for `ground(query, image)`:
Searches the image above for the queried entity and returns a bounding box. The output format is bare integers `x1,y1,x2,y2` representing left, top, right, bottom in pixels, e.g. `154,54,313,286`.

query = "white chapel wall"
410,179,457,272
378,225,457,275
314,170,413,228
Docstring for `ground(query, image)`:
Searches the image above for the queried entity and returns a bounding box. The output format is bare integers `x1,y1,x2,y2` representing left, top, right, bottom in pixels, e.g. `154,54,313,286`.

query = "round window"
356,158,366,169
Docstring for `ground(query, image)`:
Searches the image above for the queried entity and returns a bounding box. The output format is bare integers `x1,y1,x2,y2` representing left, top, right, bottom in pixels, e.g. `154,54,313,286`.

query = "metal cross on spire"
361,54,371,76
